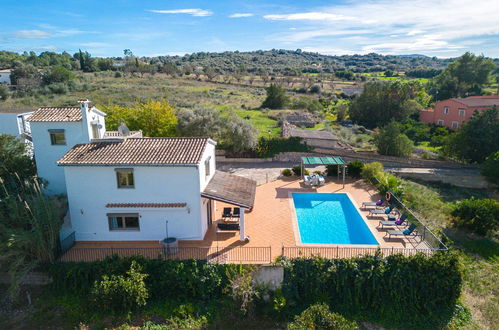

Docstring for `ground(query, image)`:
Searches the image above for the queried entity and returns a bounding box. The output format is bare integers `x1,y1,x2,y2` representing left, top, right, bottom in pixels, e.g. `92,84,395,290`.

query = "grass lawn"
232,108,281,137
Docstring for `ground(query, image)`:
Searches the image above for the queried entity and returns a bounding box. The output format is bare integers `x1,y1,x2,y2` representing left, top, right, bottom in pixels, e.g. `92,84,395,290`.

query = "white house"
0,108,33,139
0,69,12,85
24,100,256,243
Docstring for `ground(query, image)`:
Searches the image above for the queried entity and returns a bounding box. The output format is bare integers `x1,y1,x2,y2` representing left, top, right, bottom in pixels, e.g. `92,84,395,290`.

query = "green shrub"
261,83,288,109
282,168,293,177
292,165,309,176
91,261,149,312
47,256,247,302
281,253,463,328
0,84,9,100
360,162,384,184
288,303,358,330
256,137,311,158
451,198,499,236
374,122,414,157
326,164,338,177
313,170,323,175
480,151,499,184
347,161,364,178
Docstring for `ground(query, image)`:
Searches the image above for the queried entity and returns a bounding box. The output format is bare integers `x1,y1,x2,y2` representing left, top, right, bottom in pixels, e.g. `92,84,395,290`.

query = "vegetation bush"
281,253,463,328
261,83,288,109
91,261,148,312
255,137,311,158
47,256,248,302
360,162,403,196
0,84,9,100
281,168,292,177
444,107,498,163
288,303,358,330
374,122,414,157
325,164,338,176
451,198,499,236
291,165,309,176
480,151,499,184
360,162,384,183
346,161,364,178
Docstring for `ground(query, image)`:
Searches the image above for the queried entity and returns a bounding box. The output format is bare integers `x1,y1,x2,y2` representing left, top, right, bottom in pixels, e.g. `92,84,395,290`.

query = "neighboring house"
0,108,33,138
0,69,12,84
24,99,256,243
284,126,341,149
420,96,499,130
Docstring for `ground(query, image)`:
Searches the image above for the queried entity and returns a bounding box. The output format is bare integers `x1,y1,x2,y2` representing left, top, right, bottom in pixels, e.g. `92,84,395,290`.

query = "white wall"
0,113,22,136
63,165,207,241
197,140,216,235
0,72,11,84
30,121,87,195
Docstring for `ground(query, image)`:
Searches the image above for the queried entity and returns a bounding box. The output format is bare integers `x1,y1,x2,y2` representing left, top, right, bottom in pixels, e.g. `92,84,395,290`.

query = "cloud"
264,12,352,21
78,42,112,48
149,9,213,17
229,13,253,18
265,0,499,55
14,30,50,39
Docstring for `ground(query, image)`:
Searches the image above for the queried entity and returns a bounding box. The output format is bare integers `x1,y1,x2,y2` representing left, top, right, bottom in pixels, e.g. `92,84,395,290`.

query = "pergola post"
301,158,304,179
337,164,340,181
239,207,246,241
343,165,346,188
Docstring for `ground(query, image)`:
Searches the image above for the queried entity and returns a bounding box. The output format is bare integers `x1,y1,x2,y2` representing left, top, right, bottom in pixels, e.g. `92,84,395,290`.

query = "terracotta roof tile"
27,107,82,122
452,96,499,108
202,170,257,209
106,202,187,208
58,137,209,165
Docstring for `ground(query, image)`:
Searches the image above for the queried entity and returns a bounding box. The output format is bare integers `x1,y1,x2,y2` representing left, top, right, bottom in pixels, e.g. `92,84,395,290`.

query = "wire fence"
58,246,272,264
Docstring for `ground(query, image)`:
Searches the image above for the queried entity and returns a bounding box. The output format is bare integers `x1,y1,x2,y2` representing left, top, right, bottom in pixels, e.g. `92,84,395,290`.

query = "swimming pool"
292,193,378,245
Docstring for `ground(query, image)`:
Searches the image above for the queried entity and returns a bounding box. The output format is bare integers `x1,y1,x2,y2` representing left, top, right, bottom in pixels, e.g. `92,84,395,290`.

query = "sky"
1,0,499,58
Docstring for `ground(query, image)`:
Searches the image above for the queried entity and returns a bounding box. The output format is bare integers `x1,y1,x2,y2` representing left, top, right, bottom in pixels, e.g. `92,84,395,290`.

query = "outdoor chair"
222,207,232,220
378,214,408,229
385,223,421,241
362,198,385,209
217,222,240,231
304,175,312,186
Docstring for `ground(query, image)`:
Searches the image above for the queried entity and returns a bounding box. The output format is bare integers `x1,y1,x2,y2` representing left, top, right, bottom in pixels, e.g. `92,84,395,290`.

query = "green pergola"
301,156,347,187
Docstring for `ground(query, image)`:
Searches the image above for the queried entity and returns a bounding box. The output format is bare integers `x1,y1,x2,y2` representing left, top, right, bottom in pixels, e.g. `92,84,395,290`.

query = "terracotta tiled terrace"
66,177,430,262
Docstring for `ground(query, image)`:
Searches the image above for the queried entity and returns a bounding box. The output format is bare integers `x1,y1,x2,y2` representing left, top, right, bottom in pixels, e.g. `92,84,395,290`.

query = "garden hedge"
281,252,463,328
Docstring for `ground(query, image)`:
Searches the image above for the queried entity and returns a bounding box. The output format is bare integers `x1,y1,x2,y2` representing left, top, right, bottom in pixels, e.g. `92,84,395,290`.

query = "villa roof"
27,107,82,122
202,170,257,209
451,96,499,108
58,137,210,166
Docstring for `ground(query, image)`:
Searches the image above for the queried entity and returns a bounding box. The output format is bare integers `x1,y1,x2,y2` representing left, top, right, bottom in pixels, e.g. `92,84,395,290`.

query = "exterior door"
206,199,212,226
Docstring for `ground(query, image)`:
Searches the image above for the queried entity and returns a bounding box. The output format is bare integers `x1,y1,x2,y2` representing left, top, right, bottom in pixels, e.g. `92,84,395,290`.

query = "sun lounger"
362,198,385,209
368,207,395,217
385,224,421,240
378,214,408,229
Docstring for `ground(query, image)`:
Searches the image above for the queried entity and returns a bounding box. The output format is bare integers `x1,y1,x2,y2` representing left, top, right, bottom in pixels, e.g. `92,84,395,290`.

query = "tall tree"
444,107,499,163
349,80,428,128
432,52,495,100
261,83,288,109
374,122,414,157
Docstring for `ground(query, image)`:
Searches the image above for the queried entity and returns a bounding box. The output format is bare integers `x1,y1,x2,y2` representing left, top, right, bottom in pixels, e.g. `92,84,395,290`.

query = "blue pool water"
292,193,378,245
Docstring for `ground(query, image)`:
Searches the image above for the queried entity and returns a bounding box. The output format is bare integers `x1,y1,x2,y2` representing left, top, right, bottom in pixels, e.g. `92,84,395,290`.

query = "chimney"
77,99,92,141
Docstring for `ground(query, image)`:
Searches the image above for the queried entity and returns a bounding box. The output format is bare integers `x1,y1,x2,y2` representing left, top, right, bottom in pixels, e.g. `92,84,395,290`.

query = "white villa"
0,69,12,85
5,100,256,244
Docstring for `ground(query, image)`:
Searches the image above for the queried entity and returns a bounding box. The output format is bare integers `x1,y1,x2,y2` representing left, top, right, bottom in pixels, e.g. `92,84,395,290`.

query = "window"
437,119,444,126
451,121,459,129
458,109,466,117
49,129,66,145
116,168,134,188
443,107,449,114
108,213,139,231
205,157,211,177
91,123,99,139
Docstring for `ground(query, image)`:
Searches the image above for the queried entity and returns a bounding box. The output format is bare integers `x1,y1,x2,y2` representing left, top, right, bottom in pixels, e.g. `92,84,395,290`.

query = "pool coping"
288,191,381,247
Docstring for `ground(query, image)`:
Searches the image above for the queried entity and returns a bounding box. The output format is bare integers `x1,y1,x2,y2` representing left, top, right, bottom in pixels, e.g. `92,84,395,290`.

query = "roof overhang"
301,156,345,165
202,170,256,209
